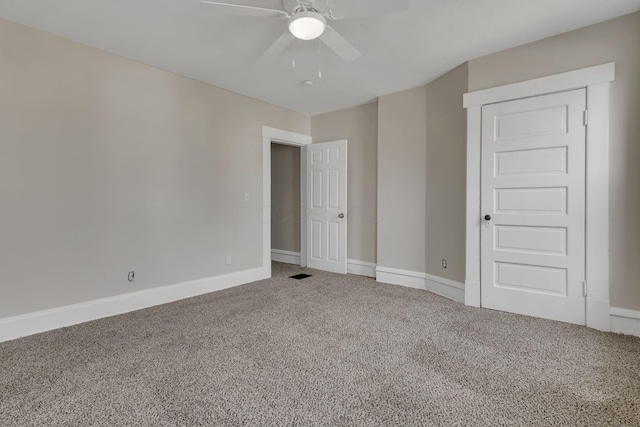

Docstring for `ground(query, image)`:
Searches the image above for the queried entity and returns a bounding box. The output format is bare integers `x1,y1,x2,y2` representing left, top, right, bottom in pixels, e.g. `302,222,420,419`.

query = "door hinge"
583,110,588,126
583,281,588,297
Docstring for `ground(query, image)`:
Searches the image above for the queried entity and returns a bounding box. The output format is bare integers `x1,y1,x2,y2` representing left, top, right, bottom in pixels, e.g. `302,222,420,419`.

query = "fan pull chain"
318,39,322,78
292,37,296,68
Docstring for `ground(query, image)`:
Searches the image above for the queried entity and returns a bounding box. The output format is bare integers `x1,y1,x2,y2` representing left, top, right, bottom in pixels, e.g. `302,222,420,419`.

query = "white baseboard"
271,249,301,265
610,307,640,338
0,267,267,343
271,250,376,278
376,266,464,303
347,259,376,278
424,272,465,303
376,266,427,289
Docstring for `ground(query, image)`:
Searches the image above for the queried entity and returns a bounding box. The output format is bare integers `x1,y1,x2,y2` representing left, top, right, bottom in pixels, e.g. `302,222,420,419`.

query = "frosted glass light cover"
289,12,326,40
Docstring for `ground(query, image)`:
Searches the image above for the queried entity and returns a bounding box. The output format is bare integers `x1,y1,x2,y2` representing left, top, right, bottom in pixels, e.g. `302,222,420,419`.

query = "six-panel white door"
307,140,348,274
481,89,587,325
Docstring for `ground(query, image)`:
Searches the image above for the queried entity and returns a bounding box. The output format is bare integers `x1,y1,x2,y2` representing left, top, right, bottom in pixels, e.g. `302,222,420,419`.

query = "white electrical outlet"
226,255,232,265
244,193,250,202
442,259,447,269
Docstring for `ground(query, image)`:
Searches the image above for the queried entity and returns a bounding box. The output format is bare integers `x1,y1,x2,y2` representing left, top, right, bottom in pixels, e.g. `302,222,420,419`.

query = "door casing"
463,62,615,331
262,126,312,279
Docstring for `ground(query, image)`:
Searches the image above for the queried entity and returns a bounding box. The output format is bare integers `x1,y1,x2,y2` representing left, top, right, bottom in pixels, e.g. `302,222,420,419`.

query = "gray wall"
376,67,469,280
311,102,378,264
271,144,300,253
377,86,427,273
3,10,638,320
0,18,309,318
425,63,469,282
468,11,640,311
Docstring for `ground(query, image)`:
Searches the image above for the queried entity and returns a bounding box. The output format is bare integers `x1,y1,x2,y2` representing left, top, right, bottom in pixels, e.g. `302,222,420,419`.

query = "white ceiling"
1,0,639,115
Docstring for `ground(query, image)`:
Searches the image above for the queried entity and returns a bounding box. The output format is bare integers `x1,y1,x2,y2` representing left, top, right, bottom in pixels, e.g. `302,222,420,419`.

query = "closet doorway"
271,143,304,267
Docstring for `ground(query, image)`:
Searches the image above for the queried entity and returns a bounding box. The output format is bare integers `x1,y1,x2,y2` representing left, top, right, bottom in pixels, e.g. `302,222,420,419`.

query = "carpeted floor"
1,262,639,426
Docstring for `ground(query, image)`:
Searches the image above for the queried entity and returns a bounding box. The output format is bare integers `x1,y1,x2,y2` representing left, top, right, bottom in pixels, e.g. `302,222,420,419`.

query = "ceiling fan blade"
201,0,287,18
328,0,410,20
319,26,361,63
258,32,294,64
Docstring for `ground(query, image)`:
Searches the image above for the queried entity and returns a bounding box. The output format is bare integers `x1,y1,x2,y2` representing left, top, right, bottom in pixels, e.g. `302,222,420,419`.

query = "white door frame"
463,62,615,331
262,126,312,278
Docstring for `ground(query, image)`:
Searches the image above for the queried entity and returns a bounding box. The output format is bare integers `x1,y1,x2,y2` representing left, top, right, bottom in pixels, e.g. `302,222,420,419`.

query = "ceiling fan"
201,0,410,64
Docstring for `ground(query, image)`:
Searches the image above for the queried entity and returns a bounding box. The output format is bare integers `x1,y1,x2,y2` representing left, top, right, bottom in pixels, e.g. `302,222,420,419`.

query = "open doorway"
261,127,348,277
271,143,303,266
261,126,311,278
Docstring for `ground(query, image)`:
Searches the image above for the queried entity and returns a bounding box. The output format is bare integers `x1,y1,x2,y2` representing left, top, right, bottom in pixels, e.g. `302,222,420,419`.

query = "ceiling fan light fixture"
288,11,326,40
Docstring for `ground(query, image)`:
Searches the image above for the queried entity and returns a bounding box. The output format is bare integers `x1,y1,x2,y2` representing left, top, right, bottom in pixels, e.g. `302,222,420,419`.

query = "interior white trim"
271,249,301,265
262,126,312,278
464,281,481,307
0,268,266,343
271,250,376,278
262,126,312,145
347,259,376,278
376,266,464,303
376,266,427,289
610,307,640,338
611,307,640,320
463,62,615,107
424,273,465,303
584,81,611,331
465,105,482,308
464,63,614,331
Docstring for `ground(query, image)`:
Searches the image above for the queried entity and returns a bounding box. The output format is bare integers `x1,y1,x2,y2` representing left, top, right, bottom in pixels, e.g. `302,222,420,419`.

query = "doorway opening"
262,126,311,278
271,142,304,267
261,127,348,277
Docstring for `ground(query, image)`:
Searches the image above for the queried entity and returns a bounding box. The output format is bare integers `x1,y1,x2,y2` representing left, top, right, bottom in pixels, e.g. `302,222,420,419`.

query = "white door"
307,140,348,274
481,89,586,325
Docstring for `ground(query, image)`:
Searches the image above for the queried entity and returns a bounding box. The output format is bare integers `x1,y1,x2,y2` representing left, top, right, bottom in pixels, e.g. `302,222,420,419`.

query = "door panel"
328,221,340,262
494,262,567,295
311,221,322,259
481,89,586,325
328,170,340,208
495,146,567,176
494,225,567,255
494,105,568,139
307,140,347,274
494,187,568,214
311,170,323,208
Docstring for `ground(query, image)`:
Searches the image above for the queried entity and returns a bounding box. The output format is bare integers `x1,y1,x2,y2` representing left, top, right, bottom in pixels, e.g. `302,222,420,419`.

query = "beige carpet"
1,262,639,426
